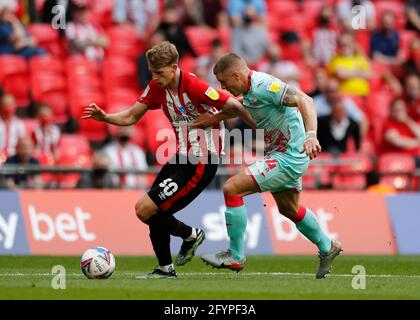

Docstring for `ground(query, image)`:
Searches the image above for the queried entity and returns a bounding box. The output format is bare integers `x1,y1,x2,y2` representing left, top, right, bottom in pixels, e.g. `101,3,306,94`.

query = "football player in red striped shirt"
83,41,254,279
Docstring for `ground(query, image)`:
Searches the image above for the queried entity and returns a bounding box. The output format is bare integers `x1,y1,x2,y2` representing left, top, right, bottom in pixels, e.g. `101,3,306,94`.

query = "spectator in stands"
0,94,25,161
4,136,41,189
76,151,117,189
258,43,300,89
403,73,420,123
309,5,338,66
403,38,420,76
228,0,266,28
230,3,268,66
137,30,166,89
157,3,197,59
337,0,376,31
382,98,420,156
313,78,368,135
328,32,371,97
65,3,109,62
0,4,46,58
194,38,226,88
371,11,403,66
182,0,225,28
308,68,329,97
103,126,148,189
113,0,159,39
31,104,61,162
318,99,361,154
405,0,420,32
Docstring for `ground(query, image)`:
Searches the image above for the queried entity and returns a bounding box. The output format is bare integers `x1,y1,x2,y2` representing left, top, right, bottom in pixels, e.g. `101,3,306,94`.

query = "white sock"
158,263,174,273
185,228,197,241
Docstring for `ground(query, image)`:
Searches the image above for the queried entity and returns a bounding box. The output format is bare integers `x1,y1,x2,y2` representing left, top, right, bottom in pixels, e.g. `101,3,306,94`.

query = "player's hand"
189,113,215,129
81,103,107,121
302,132,322,160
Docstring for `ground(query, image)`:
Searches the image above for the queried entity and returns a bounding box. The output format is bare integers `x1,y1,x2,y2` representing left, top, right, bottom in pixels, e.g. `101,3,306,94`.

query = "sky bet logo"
0,192,30,254
0,212,19,250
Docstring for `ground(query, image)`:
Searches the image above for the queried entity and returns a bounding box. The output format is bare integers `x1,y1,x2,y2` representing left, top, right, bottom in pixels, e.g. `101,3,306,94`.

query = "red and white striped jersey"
138,71,230,156
32,124,61,156
66,22,105,61
0,116,26,157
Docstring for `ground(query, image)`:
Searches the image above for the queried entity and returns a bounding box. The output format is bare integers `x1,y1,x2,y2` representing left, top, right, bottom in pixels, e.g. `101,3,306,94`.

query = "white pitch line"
1,272,420,279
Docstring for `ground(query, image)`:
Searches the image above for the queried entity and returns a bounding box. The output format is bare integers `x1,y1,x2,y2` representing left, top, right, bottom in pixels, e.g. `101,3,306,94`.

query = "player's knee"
135,200,153,223
277,201,298,220
223,180,239,196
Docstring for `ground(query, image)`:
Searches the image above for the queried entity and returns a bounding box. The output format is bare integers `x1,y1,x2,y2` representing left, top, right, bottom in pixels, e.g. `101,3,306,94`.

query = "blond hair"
146,41,179,69
213,53,248,75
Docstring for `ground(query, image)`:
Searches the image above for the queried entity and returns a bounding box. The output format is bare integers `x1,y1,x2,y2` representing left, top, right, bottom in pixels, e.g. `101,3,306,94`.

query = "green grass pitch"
0,255,420,300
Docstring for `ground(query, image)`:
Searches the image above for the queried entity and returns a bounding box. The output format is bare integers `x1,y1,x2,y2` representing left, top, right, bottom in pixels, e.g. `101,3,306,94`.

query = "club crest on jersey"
267,82,281,93
205,87,219,100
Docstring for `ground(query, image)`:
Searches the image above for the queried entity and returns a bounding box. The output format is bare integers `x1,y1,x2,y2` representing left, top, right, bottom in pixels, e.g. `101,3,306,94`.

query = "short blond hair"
213,53,247,75
146,41,179,69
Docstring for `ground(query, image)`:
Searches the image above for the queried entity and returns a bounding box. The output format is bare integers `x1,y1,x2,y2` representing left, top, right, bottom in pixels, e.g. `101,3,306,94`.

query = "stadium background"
0,0,419,258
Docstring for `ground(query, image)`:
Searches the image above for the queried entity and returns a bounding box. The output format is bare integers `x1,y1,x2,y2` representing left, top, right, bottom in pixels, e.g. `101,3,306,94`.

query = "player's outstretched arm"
82,102,148,126
283,86,321,159
190,97,256,129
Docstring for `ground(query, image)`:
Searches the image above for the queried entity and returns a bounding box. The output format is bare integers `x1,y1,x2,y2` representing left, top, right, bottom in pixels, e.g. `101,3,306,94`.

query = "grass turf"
0,255,419,300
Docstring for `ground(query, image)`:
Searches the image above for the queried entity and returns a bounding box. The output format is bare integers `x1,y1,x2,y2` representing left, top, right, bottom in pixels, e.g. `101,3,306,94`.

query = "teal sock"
224,194,248,261
295,207,332,254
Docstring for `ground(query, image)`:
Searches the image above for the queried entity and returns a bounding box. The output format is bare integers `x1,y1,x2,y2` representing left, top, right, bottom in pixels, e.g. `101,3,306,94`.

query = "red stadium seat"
374,1,406,30
40,91,69,124
185,26,217,56
267,0,300,15
140,110,174,154
102,58,139,91
332,174,367,190
0,55,30,107
106,89,139,109
106,25,144,59
27,24,64,57
378,153,416,191
57,134,92,188
355,30,371,56
69,91,105,118
179,55,197,74
27,24,59,44
337,153,373,173
297,63,316,93
280,42,303,63
217,27,231,51
331,153,373,190
400,30,418,60
66,57,99,78
302,0,326,21
29,55,64,75
378,153,415,173
68,75,102,94
305,152,335,188
78,118,108,142
31,74,67,101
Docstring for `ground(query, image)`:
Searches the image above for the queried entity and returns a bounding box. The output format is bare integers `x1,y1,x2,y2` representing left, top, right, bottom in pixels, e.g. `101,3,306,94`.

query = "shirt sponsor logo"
205,87,220,100
267,82,281,93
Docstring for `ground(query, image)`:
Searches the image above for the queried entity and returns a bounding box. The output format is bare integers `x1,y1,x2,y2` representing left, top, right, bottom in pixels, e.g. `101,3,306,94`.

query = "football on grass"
81,247,116,279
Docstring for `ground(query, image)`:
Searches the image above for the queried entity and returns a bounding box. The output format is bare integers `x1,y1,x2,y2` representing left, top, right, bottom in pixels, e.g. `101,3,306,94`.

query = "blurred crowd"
0,0,419,191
